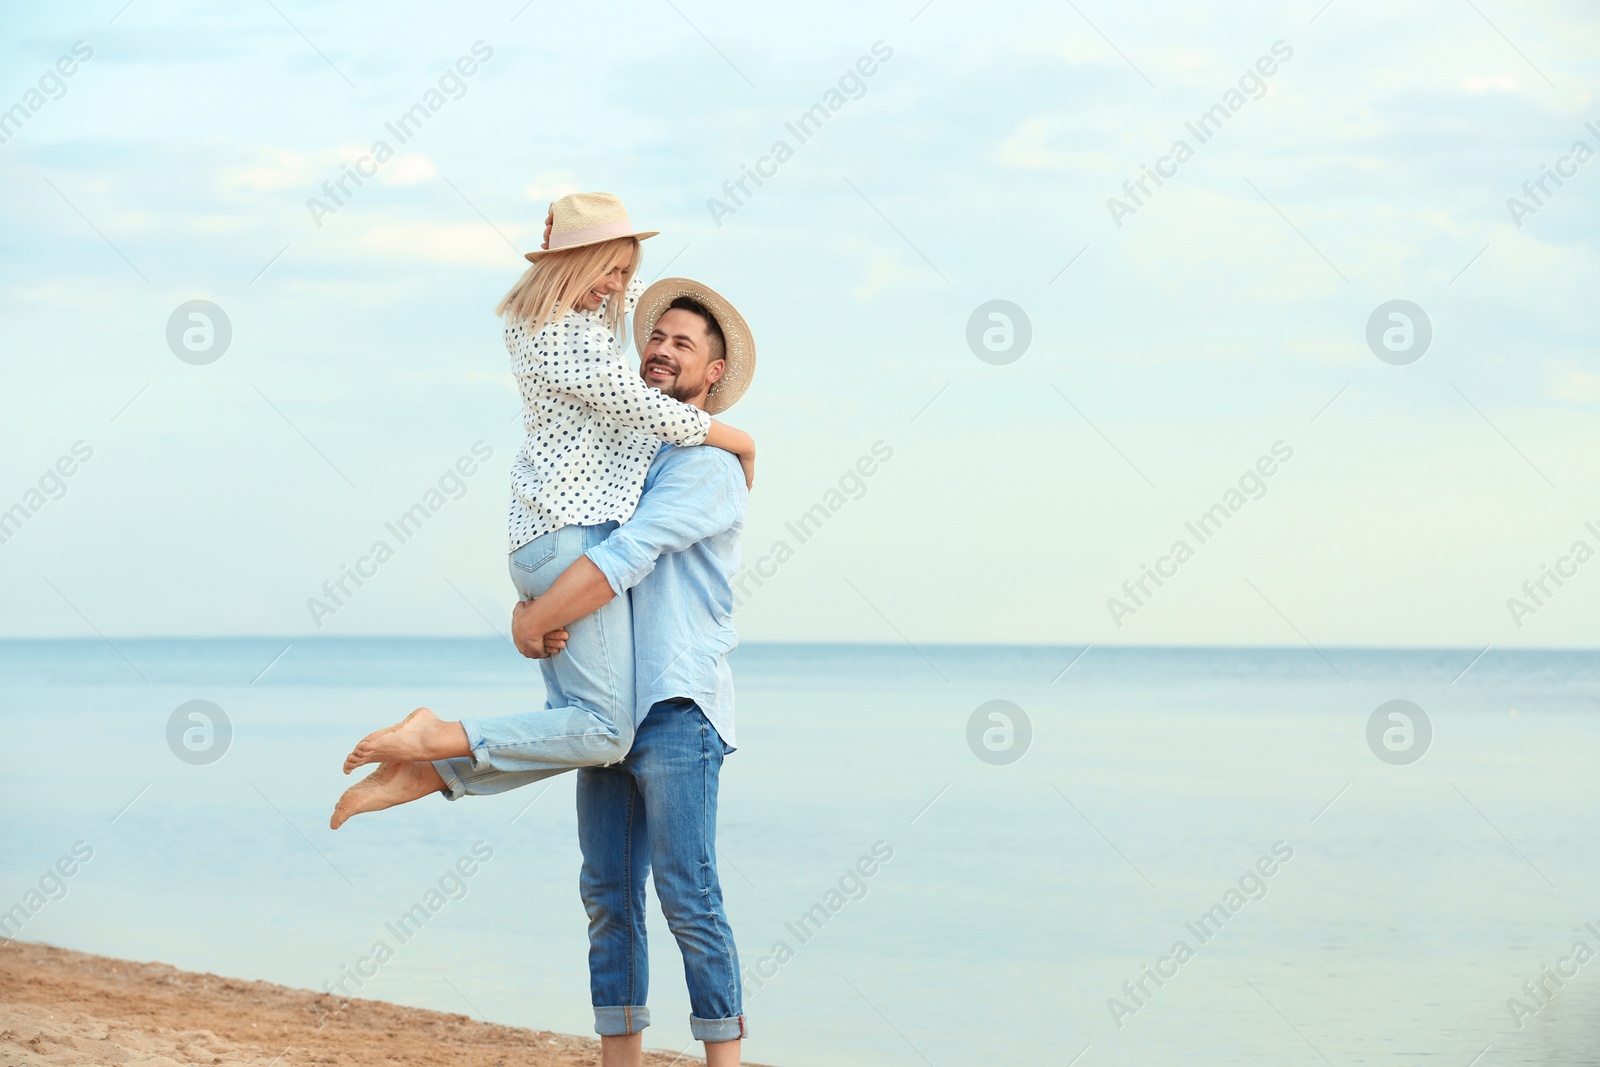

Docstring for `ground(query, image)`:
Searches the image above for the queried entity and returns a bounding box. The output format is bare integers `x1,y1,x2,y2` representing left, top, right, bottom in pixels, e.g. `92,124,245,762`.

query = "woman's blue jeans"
577,698,744,1043
432,523,636,799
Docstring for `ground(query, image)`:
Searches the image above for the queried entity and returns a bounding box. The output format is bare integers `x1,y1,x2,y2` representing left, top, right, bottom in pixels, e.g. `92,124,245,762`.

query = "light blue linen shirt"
584,442,746,749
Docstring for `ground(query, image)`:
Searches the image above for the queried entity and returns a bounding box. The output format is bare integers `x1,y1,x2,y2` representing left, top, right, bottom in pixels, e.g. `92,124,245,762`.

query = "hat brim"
524,230,659,262
633,277,756,416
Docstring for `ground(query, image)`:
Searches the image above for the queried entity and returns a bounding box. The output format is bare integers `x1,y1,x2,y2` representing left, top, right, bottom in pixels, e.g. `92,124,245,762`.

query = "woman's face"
576,246,633,312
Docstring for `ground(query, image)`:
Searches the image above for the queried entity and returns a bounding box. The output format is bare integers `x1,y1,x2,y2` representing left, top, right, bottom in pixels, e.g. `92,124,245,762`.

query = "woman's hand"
737,449,755,491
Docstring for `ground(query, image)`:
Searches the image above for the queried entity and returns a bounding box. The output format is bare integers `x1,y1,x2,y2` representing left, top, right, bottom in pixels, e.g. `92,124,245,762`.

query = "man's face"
641,308,725,408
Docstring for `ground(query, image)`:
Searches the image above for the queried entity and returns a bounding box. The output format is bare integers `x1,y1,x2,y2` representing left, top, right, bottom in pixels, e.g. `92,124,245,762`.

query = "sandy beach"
0,941,754,1067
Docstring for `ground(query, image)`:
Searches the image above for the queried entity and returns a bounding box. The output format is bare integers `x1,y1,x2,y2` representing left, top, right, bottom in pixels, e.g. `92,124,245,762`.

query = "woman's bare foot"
330,761,447,829
343,708,469,773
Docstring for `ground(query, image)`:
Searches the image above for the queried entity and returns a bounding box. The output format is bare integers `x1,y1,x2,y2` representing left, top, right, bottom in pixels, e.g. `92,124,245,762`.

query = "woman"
331,192,754,828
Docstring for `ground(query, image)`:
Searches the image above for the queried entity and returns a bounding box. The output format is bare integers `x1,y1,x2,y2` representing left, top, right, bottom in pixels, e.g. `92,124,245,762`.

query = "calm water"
2,640,1598,1065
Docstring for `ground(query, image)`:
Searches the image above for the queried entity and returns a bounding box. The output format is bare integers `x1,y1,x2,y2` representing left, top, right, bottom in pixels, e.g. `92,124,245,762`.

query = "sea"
2,639,1597,1066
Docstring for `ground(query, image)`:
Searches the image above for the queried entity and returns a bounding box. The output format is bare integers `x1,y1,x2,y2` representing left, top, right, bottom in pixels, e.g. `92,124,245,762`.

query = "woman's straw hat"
524,192,658,262
633,277,756,416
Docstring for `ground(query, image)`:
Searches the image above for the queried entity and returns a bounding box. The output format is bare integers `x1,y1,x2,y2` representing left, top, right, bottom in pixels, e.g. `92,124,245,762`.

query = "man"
331,277,754,1067
509,278,752,1067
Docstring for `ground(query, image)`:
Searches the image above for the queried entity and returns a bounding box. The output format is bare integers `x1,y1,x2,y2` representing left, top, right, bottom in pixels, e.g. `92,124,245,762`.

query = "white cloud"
113,209,158,230
382,155,436,186
524,172,580,201
279,277,423,307
5,283,74,306
356,220,527,267
1121,185,1351,304
1462,74,1520,92
223,146,434,197
1548,361,1600,404
222,149,322,193
188,213,254,234
851,245,917,301
997,118,1117,173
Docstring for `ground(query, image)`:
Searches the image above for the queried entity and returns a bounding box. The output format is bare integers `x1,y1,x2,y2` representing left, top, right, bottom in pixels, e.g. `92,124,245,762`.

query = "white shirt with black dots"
506,275,713,552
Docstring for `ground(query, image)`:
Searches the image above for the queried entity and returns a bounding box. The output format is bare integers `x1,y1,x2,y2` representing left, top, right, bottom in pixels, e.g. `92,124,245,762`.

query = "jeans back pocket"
509,527,564,598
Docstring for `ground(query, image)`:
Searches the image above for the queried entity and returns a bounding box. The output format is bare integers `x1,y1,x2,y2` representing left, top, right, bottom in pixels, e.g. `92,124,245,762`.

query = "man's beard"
661,377,707,403
648,361,707,404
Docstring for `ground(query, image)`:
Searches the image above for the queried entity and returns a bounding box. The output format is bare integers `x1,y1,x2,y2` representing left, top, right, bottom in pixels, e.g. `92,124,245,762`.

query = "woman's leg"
342,524,638,796
330,757,561,828
429,757,566,799
343,707,468,772
329,761,447,829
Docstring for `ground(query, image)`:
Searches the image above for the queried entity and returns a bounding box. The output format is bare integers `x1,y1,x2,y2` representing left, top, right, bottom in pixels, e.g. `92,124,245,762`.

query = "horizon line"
1,636,1596,653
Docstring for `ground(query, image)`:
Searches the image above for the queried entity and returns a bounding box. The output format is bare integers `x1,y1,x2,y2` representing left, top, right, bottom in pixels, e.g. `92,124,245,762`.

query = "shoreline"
0,940,762,1066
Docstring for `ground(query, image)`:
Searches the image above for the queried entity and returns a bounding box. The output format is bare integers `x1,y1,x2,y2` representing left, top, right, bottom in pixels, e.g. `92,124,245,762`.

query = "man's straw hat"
633,277,756,416
524,191,658,262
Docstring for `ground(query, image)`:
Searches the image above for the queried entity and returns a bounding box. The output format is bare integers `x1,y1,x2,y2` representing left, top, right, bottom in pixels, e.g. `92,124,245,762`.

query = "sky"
1,0,1598,647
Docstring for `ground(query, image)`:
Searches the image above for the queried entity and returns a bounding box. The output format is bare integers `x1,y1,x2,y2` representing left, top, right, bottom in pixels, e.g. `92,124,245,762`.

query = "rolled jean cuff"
459,716,488,768
594,1005,650,1036
434,720,496,798
690,1013,746,1042
432,757,470,801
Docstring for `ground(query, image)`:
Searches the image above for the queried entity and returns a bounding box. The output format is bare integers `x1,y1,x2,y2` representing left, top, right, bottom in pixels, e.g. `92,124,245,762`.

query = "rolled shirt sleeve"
586,449,744,596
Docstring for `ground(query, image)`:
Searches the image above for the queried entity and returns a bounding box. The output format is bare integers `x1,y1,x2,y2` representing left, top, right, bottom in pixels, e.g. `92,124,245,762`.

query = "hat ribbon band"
548,217,638,249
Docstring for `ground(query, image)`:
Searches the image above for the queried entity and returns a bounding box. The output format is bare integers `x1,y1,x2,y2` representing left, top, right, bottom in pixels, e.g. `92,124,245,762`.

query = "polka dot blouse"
506,275,713,552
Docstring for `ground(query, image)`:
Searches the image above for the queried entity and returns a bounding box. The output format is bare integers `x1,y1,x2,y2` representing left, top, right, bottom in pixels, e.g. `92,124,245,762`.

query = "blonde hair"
495,237,640,338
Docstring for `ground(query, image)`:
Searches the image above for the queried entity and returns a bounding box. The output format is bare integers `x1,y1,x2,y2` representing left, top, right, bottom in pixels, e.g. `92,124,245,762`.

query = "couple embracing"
330,191,757,1067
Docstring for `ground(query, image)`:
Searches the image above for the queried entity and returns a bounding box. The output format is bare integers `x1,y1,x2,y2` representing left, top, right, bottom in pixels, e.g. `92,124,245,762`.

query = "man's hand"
512,599,536,657
541,203,553,250
510,557,616,658
512,598,567,659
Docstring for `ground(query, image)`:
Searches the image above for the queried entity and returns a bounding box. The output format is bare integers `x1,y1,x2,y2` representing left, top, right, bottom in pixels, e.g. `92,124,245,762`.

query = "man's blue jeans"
578,698,745,1043
434,523,636,799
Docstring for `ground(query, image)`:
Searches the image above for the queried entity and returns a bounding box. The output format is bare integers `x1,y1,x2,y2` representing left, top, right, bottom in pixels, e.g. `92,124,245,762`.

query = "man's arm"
510,448,744,658
511,558,614,658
